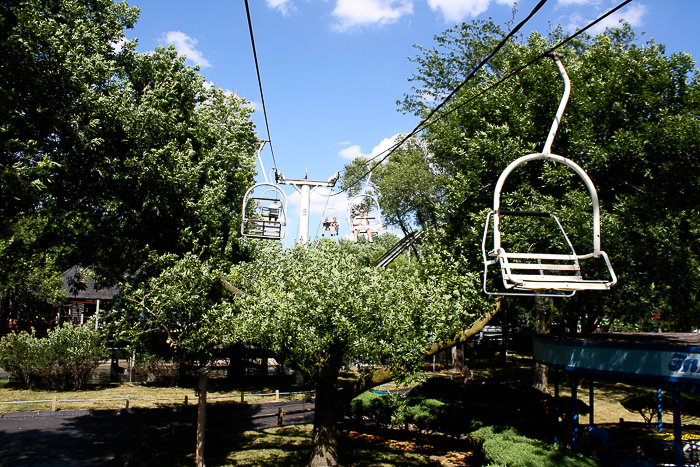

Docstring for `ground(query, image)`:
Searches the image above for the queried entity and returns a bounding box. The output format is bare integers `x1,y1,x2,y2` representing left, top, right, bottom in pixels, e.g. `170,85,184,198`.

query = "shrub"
0,324,107,390
349,391,471,437
0,331,41,388
45,324,108,390
392,397,471,437
349,391,402,427
470,426,597,467
621,391,700,425
138,353,180,387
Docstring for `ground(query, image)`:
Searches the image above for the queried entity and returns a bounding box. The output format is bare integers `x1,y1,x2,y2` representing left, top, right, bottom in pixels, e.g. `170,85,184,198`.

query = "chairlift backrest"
241,183,288,240
347,194,382,232
482,154,617,297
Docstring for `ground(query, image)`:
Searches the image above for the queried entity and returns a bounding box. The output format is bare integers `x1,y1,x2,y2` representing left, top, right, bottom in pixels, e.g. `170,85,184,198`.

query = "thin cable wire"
425,0,635,133
337,0,549,193
338,0,635,195
245,0,278,170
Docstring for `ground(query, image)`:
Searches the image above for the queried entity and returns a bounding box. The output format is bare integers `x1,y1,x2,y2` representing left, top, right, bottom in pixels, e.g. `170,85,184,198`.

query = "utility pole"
276,170,339,242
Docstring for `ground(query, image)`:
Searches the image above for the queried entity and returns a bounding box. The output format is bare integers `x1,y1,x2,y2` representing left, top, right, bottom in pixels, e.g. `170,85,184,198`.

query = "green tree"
1,0,258,324
340,136,441,236
399,20,700,332
223,238,489,466
108,251,230,373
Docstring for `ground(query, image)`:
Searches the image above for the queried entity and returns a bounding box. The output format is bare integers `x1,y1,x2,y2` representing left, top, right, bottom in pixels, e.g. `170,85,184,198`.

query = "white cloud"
338,134,401,160
369,135,400,158
267,0,297,15
427,0,514,23
338,144,364,160
111,36,127,53
557,0,601,6
331,0,413,32
163,31,211,68
427,0,489,21
565,4,646,35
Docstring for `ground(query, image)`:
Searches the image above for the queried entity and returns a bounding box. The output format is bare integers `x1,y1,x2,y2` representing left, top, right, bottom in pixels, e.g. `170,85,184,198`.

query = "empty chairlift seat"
481,54,616,297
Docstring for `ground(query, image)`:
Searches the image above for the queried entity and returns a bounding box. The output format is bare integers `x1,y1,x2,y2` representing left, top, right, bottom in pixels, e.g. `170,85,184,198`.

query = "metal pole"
554,370,560,445
658,388,663,433
276,172,339,243
589,378,594,426
673,387,682,467
571,376,579,450
298,184,311,242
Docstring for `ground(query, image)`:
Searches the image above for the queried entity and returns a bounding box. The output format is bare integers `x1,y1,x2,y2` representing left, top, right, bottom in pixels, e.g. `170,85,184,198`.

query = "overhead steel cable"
338,0,636,195
244,0,278,170
337,0,549,194
424,0,636,135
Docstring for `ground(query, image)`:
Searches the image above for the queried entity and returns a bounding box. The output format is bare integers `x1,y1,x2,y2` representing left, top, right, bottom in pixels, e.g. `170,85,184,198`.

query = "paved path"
0,399,314,466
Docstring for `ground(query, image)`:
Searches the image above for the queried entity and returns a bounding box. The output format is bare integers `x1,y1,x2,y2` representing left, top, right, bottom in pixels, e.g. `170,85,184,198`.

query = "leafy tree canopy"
1,0,258,320
220,237,486,466
392,20,700,331
340,137,442,235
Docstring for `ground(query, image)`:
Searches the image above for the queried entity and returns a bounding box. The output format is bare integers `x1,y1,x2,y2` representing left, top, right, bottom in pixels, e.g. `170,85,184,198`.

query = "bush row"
348,390,473,437
470,425,597,467
0,324,108,390
350,390,596,467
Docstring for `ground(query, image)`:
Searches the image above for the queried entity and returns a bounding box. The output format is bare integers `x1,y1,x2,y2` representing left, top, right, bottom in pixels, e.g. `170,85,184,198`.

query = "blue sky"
125,0,700,246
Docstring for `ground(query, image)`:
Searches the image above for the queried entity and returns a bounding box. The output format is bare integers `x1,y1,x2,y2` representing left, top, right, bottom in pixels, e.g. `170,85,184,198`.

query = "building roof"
534,332,700,390
61,266,119,301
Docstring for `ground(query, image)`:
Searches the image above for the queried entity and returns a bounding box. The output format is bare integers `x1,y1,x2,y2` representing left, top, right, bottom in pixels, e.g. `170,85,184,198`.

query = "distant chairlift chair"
241,183,288,241
348,194,383,243
481,54,617,297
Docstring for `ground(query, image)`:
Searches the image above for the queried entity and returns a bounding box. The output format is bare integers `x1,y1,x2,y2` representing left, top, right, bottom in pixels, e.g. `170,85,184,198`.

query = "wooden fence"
0,389,315,414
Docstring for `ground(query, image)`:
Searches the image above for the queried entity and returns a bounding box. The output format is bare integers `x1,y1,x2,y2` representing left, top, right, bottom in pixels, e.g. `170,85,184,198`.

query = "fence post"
277,407,284,427
276,389,280,401
51,396,57,412
184,395,188,406
126,394,130,409
196,366,211,467
240,391,245,403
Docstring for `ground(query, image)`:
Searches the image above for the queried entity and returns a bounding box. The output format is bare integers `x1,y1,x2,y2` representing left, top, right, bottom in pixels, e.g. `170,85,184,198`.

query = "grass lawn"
0,379,310,413
2,356,693,466
142,424,476,467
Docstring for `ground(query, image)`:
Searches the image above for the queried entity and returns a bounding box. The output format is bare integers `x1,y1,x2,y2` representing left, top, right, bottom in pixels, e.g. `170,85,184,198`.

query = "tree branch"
337,298,501,406
219,274,250,297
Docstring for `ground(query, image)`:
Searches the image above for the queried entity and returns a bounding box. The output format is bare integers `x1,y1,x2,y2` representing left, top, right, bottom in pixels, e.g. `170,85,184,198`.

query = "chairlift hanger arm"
543,54,570,156
256,140,269,184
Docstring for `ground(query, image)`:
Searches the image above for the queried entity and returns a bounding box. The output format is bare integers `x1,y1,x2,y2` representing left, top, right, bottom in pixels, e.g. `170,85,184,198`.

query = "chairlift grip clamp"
545,52,564,60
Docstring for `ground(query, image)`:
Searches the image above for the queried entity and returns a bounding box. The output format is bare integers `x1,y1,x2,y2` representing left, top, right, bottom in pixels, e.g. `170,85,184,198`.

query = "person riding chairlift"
267,199,281,222
353,208,373,243
330,217,339,236
322,217,331,236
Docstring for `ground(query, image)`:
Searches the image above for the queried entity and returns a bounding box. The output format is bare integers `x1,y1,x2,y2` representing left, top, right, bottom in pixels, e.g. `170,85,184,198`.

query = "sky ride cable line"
424,0,635,135
244,0,278,172
337,0,635,195
336,0,550,194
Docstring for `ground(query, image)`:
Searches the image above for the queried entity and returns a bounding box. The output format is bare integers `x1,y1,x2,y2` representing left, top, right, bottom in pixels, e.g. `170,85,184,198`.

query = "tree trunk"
532,296,552,393
451,343,465,371
308,350,342,467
